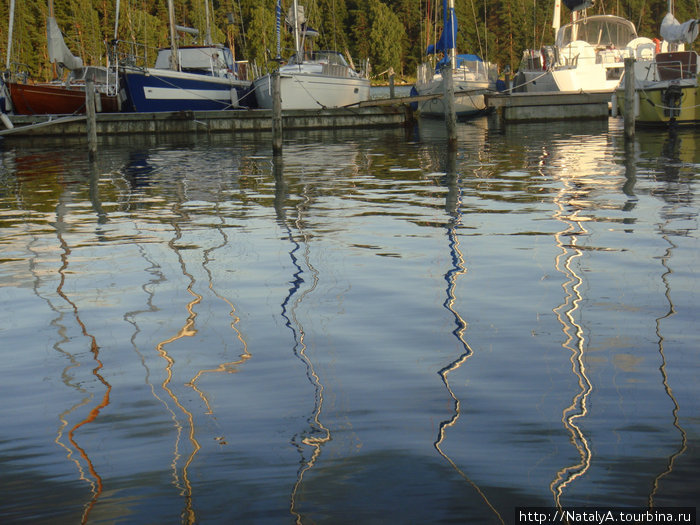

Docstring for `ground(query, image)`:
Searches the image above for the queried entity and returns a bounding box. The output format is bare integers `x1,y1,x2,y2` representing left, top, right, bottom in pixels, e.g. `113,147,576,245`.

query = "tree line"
0,0,696,83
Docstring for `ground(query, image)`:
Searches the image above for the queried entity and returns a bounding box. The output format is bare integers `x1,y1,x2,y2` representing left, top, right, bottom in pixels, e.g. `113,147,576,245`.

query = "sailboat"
118,0,253,112
513,0,655,93
253,0,370,110
4,8,120,115
413,0,499,119
615,1,699,126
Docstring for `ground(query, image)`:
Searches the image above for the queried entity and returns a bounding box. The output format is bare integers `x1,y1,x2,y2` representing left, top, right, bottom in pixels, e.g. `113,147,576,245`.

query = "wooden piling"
272,68,283,155
624,57,635,139
389,68,395,99
85,77,98,160
443,61,457,148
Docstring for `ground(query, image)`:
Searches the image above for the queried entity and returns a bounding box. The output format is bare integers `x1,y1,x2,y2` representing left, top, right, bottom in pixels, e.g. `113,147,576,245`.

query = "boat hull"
253,73,370,110
120,68,252,112
414,77,492,118
8,82,119,115
617,82,699,126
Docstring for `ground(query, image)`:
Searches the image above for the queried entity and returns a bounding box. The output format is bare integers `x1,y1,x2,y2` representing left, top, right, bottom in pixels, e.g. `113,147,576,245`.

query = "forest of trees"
0,0,697,83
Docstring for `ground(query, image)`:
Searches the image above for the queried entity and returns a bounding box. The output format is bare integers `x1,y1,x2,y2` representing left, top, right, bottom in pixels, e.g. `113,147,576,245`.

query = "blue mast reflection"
435,153,503,524
275,161,329,523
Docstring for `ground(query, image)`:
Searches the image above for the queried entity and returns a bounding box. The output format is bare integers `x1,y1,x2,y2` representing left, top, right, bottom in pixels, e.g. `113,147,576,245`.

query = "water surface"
1,116,698,524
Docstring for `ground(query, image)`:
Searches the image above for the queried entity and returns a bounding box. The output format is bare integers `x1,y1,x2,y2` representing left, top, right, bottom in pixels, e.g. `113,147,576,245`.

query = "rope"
511,69,552,90
638,85,700,111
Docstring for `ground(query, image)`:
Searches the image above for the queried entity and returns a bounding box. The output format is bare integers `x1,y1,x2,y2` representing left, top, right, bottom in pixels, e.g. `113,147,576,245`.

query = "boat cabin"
154,45,235,75
655,51,698,80
555,15,637,51
288,51,350,68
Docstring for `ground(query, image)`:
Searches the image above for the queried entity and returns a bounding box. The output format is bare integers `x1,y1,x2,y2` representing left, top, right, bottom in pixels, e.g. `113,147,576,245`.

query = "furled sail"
46,17,83,70
660,12,699,44
426,3,457,55
563,0,594,12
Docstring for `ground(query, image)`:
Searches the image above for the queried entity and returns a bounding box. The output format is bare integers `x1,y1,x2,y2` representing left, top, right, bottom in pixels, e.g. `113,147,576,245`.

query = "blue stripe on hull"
121,72,242,112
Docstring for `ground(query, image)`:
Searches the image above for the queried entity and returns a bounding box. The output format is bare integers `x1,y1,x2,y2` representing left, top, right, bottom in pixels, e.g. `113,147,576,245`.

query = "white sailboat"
414,0,499,119
253,0,370,110
514,0,656,93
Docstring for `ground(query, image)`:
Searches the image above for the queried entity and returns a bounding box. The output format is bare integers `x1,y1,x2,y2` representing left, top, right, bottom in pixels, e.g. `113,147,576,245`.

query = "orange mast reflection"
53,203,111,523
186,217,251,415
154,202,202,525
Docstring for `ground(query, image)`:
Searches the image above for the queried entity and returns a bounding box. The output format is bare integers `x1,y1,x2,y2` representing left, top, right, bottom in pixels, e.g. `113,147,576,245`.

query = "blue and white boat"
118,0,253,112
119,44,254,112
414,0,499,119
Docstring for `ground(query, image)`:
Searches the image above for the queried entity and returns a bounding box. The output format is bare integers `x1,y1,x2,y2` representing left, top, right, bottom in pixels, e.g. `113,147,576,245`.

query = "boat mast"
204,0,212,45
552,0,561,35
167,0,180,71
114,0,120,40
6,0,15,70
447,0,456,67
292,0,301,58
275,0,282,60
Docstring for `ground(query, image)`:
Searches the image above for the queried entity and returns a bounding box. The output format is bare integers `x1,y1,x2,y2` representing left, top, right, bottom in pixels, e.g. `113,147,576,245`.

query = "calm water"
0,115,698,524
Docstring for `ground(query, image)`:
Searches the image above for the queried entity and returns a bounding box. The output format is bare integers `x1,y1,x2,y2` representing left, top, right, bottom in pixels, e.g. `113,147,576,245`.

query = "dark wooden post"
85,77,98,161
272,68,283,155
443,61,457,148
624,57,636,139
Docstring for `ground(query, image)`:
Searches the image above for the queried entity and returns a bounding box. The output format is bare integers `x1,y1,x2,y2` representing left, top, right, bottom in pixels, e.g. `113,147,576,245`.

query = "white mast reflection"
550,178,593,507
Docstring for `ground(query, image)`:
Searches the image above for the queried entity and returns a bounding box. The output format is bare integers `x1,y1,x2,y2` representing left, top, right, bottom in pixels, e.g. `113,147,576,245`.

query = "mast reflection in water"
0,121,698,523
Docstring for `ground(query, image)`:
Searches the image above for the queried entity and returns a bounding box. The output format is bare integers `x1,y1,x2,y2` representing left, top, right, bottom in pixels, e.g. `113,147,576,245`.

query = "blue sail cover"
563,0,594,12
427,4,458,55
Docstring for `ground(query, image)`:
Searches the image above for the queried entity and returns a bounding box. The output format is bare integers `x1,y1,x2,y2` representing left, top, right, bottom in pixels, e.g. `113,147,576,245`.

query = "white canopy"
660,12,699,44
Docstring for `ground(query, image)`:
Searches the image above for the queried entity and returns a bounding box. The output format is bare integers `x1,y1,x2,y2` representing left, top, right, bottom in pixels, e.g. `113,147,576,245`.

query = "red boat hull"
8,82,119,115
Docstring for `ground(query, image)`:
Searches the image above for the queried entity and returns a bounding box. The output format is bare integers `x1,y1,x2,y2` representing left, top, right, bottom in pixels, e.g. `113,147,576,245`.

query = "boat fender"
653,38,661,54
409,86,419,111
1,112,13,130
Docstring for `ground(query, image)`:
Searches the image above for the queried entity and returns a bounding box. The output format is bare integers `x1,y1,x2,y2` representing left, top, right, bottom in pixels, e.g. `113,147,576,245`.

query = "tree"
368,0,406,75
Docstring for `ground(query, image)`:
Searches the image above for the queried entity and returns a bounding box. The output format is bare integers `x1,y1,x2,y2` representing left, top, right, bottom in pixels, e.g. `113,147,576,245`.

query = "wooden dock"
0,105,415,138
0,90,617,139
485,91,612,122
